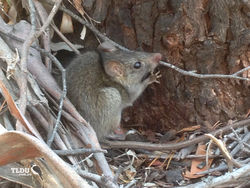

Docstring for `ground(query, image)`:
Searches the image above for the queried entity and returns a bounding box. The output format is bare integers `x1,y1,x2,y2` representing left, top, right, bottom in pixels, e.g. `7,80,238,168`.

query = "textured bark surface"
79,0,249,132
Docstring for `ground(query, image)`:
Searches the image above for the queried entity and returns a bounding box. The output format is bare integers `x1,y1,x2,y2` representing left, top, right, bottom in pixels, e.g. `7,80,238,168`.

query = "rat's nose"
153,53,162,63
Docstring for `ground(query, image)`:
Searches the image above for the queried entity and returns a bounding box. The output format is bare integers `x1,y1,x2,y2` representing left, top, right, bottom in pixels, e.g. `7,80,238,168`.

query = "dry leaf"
0,0,10,22
7,3,17,24
148,158,162,167
133,157,146,168
246,109,250,118
72,0,84,16
60,12,73,34
80,25,86,40
125,168,136,181
0,131,91,188
0,163,41,187
0,80,42,140
177,125,201,134
184,144,213,179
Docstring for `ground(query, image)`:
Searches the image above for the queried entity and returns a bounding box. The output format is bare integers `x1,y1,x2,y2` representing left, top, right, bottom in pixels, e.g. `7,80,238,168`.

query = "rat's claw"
154,80,161,84
154,71,162,79
148,71,161,84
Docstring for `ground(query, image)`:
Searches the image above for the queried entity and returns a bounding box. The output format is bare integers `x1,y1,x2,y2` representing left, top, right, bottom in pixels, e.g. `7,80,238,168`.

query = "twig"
231,127,245,152
0,30,35,49
196,163,228,175
73,122,115,179
17,0,65,147
179,163,250,188
242,142,250,152
45,52,66,147
232,65,250,76
33,0,52,71
2,28,68,147
0,27,67,147
231,132,250,156
205,134,242,170
137,153,220,160
16,0,36,130
50,23,80,54
114,166,124,182
31,0,62,44
197,158,250,175
103,118,250,150
124,180,137,188
54,148,107,156
73,153,94,168
27,105,80,166
44,0,128,51
0,31,65,83
77,169,118,188
42,82,115,179
159,61,250,81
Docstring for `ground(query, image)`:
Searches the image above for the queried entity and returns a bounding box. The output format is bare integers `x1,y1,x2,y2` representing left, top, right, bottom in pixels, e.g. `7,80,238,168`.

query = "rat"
65,41,162,140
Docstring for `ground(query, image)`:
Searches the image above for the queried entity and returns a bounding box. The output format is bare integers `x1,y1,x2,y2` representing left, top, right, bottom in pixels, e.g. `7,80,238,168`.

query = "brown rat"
65,42,162,140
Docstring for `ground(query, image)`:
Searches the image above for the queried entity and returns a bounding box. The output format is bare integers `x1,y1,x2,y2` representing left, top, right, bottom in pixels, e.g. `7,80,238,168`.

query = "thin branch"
179,163,250,188
54,148,107,156
103,118,250,151
197,158,250,175
205,134,242,170
233,65,250,76
16,0,36,130
159,61,250,81
137,153,220,160
44,52,66,147
44,0,129,51
25,0,63,147
124,180,137,188
77,169,118,188
31,0,62,45
33,0,52,71
50,23,80,54
0,28,67,147
231,131,250,156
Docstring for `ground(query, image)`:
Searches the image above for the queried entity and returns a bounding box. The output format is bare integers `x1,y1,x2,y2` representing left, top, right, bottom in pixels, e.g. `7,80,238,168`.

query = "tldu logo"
11,168,31,176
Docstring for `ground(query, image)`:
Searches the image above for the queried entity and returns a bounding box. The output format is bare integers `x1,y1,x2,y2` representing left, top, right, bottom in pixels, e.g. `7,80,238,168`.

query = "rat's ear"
98,41,117,52
104,61,124,77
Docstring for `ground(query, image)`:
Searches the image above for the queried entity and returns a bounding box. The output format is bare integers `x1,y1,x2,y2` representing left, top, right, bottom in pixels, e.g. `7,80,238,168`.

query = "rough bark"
80,0,250,132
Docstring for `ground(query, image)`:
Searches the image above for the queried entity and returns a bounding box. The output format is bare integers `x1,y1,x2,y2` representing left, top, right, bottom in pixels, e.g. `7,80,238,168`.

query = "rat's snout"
152,53,162,64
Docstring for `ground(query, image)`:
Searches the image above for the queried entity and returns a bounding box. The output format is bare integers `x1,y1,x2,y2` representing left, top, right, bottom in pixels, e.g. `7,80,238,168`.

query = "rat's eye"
134,61,141,69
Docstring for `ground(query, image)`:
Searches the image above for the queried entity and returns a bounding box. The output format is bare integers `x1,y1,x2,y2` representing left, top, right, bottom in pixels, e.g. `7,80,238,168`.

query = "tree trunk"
81,0,250,132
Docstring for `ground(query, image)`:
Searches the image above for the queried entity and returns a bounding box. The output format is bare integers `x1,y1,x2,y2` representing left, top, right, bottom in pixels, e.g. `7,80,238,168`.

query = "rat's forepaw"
148,71,161,84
